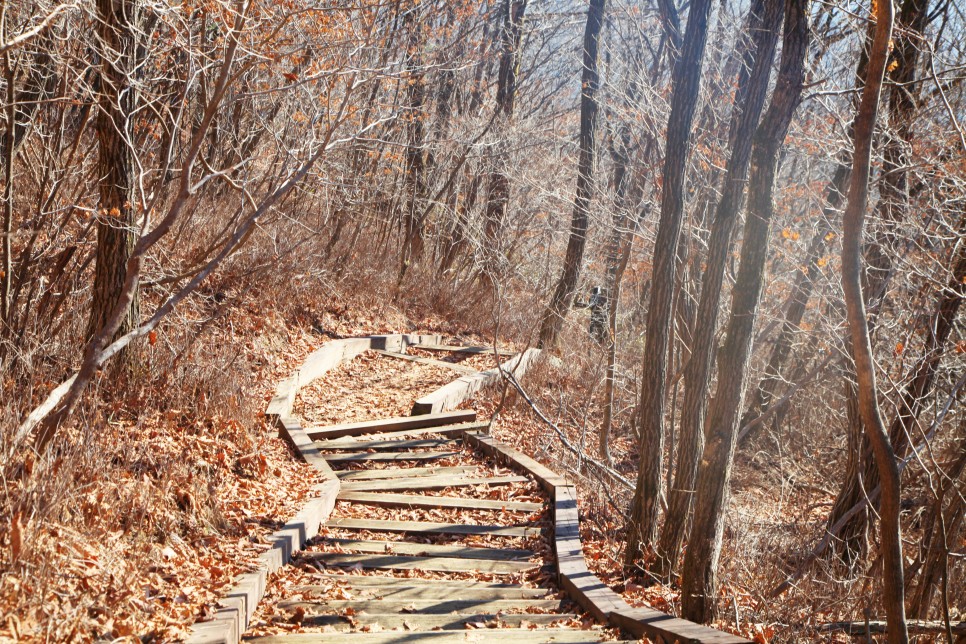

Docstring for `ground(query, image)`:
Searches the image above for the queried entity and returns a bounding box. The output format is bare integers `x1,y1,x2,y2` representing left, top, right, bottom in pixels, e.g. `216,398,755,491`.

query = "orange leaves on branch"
148,330,158,346
894,342,905,356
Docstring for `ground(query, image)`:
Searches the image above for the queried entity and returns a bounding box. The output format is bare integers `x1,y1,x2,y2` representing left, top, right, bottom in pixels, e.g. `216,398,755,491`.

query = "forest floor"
1,294,855,643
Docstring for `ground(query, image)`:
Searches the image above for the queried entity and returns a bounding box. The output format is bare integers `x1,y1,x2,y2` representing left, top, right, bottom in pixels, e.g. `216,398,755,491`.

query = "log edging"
460,427,751,644
411,347,541,414
187,334,440,643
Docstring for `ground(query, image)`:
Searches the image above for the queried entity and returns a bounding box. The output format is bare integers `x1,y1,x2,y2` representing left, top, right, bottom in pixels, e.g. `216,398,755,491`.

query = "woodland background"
0,0,963,640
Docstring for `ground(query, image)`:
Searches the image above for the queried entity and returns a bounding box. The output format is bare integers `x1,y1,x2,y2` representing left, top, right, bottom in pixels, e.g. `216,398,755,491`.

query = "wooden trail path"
189,335,751,644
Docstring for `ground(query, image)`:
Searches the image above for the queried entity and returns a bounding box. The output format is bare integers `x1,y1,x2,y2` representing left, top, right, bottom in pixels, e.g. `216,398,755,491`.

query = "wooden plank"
323,450,460,463
610,609,753,644
411,348,541,415
310,538,535,561
326,517,541,538
297,574,549,593
337,490,544,513
372,349,480,375
551,485,627,624
300,552,538,574
339,475,527,492
278,598,564,614
319,421,488,444
295,580,550,601
413,343,515,356
281,611,579,631
185,491,338,644
464,432,568,493
314,437,459,451
335,465,476,481
306,410,477,441
246,628,623,643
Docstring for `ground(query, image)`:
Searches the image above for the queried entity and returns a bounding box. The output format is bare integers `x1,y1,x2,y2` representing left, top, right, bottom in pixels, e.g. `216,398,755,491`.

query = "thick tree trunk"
680,0,807,621
88,0,140,341
537,0,606,350
653,0,783,580
837,0,908,637
624,0,714,569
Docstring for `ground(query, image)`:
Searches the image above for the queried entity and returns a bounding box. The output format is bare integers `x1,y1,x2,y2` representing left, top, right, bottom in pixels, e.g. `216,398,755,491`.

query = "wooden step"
326,518,540,538
373,349,480,375
301,552,538,574
295,579,551,601
323,450,460,463
334,466,476,481
306,410,477,441
298,574,550,591
278,598,565,614
337,490,544,513
340,475,528,492
413,344,515,357
318,421,487,444
311,538,535,561
315,437,459,451
247,629,621,643
278,611,579,631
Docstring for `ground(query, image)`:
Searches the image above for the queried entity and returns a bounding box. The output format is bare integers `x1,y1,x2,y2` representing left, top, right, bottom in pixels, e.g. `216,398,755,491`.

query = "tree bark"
826,0,928,563
88,0,140,341
480,0,527,285
537,0,606,350
837,0,908,637
398,6,428,285
909,431,966,620
624,0,714,568
680,0,807,621
653,0,783,579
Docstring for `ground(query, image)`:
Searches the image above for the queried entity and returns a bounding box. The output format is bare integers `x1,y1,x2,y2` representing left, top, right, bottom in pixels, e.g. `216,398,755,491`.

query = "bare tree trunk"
838,0,908,637
88,0,140,341
537,0,605,350
910,432,966,620
480,0,526,286
398,6,428,285
738,215,833,441
680,0,807,621
826,0,928,563
624,0,714,568
653,0,783,580
1,49,12,331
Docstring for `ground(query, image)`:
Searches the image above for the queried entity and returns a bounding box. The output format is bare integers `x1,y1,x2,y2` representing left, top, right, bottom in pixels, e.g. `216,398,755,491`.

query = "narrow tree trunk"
838,0,908,637
737,215,833,442
88,0,140,341
480,0,527,285
680,0,807,620
910,433,966,620
537,0,606,350
1,51,13,331
624,0,714,568
826,0,928,563
398,7,428,286
654,0,783,579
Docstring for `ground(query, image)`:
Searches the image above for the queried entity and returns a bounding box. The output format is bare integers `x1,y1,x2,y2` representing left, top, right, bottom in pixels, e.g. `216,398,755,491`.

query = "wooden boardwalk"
192,337,751,644
246,410,617,642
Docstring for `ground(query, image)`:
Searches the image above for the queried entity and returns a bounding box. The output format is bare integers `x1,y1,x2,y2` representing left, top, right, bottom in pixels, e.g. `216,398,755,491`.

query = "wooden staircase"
245,416,630,643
